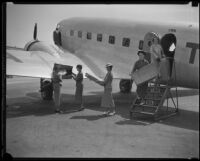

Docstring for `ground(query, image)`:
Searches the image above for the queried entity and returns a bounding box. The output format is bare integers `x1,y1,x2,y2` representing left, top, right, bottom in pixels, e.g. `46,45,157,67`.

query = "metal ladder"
130,58,179,121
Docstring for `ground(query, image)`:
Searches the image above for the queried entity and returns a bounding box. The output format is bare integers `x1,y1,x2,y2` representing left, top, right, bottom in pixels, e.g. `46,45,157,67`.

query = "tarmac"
6,77,199,158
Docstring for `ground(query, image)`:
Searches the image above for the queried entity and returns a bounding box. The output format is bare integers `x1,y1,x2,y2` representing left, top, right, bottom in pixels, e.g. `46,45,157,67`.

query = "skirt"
75,84,83,104
101,87,115,108
53,83,61,108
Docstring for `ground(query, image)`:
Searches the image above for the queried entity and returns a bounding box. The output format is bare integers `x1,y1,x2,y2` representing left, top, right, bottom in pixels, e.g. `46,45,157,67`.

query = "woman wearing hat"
101,63,115,116
131,51,149,104
86,63,115,116
150,38,164,78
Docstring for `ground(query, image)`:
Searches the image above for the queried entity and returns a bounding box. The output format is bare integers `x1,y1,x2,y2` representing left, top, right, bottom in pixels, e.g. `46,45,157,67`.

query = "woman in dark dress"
72,64,84,110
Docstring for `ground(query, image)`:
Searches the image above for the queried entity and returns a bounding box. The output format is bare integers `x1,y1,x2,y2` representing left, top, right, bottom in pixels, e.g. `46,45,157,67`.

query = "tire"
40,80,53,100
119,79,133,93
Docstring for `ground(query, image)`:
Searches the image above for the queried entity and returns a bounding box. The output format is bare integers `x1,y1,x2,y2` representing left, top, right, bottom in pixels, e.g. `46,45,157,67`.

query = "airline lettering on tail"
186,42,199,64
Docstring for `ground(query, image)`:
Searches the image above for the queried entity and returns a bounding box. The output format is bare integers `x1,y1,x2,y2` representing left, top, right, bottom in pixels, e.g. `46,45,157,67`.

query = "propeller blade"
33,23,37,40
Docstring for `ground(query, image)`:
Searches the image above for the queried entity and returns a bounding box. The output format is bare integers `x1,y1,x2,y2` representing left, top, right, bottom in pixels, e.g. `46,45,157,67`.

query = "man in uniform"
131,51,149,104
52,65,63,113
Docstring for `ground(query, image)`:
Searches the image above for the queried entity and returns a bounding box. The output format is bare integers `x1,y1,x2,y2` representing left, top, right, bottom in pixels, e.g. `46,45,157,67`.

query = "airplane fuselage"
54,18,199,89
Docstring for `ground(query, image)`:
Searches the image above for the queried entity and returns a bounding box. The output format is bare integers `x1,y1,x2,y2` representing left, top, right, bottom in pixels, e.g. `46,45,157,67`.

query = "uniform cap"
106,63,113,67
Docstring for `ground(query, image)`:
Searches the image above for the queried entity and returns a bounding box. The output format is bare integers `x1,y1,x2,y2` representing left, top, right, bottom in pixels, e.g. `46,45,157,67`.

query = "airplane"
6,17,199,101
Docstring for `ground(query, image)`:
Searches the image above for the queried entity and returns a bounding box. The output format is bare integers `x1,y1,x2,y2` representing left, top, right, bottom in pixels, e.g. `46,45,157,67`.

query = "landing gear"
119,79,133,93
40,79,53,100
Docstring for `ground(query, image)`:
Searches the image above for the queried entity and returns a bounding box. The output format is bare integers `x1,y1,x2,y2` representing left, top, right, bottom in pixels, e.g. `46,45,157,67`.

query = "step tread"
147,90,165,93
132,111,156,115
133,104,159,108
148,86,167,89
138,104,158,108
144,97,162,101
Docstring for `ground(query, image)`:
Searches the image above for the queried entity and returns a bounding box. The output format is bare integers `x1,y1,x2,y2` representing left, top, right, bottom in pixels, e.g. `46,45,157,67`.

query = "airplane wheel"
40,80,53,100
119,79,133,93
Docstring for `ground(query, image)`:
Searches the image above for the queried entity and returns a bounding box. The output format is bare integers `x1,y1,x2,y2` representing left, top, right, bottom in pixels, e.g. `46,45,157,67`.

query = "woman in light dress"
86,63,115,116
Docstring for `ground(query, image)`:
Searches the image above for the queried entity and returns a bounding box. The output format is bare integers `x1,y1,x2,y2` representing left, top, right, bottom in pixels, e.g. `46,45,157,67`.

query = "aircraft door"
160,33,177,77
143,32,160,62
160,33,176,58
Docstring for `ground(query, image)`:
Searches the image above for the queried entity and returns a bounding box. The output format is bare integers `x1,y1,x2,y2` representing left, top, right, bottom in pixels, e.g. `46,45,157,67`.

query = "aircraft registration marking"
168,29,176,32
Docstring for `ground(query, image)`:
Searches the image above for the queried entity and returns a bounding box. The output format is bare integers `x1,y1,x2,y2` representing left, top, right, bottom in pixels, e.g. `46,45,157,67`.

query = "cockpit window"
56,24,60,29
139,40,143,50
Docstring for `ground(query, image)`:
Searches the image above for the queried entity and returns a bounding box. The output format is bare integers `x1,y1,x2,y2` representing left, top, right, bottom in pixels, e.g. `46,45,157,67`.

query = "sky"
6,3,199,48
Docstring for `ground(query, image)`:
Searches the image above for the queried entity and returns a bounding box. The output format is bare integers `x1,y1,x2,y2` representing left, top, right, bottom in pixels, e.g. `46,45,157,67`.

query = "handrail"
164,56,178,111
173,59,179,111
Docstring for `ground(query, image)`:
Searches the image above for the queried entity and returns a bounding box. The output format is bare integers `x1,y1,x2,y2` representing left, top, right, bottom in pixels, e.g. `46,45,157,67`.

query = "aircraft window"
122,38,130,47
87,32,92,40
97,34,102,42
78,31,82,38
139,40,144,50
109,35,115,44
70,30,74,36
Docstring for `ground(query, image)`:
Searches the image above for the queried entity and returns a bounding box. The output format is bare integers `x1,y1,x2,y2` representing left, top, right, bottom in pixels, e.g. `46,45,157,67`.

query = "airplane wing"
6,46,100,79
7,49,55,78
59,46,132,80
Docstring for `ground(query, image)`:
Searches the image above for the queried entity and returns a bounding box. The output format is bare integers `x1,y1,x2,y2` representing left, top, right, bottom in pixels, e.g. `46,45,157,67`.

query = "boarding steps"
130,58,179,121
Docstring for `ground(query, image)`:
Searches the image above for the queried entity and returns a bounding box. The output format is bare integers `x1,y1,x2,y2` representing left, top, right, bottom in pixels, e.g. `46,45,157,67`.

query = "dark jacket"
131,59,149,73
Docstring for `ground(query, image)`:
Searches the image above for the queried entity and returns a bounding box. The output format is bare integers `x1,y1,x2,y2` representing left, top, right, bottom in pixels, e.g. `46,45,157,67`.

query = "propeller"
33,23,37,40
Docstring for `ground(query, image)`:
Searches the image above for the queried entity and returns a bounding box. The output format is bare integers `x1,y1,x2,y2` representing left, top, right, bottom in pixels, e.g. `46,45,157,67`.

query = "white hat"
106,63,113,67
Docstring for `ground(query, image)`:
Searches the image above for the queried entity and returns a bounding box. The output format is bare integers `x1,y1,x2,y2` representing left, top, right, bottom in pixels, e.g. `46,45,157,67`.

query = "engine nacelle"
24,40,40,51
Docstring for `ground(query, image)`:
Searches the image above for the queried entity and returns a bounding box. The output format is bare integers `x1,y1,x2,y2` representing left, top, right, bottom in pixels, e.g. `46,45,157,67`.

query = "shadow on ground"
6,89,199,131
70,114,110,121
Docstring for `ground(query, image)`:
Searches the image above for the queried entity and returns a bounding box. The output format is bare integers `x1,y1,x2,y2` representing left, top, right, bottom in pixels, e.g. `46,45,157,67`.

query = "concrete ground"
6,77,199,158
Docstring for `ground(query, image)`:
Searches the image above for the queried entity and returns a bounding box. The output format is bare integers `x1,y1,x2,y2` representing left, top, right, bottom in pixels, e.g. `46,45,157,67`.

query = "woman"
72,64,84,110
150,38,164,78
101,63,115,116
86,63,115,116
